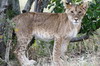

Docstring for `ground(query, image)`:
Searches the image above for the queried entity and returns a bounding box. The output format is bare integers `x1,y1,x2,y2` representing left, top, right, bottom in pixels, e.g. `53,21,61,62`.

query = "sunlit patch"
0,35,3,39
15,28,19,32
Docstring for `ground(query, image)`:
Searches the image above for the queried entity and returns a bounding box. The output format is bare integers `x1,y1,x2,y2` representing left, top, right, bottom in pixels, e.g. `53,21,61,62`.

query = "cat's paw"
22,60,37,66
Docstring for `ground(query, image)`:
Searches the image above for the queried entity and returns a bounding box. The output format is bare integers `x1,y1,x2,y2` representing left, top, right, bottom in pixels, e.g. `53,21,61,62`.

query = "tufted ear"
80,2,88,11
62,0,72,9
66,3,72,9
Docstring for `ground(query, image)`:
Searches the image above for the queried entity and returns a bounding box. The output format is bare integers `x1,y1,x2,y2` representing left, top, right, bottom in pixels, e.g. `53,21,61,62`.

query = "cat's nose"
75,18,78,21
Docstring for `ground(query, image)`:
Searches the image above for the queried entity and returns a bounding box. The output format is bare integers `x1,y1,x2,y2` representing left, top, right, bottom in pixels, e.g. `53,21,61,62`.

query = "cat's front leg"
61,39,69,61
52,37,65,66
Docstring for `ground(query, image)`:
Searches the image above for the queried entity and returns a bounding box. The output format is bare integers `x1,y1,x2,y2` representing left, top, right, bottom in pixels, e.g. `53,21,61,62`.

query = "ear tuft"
66,3,72,9
80,3,88,10
62,0,72,8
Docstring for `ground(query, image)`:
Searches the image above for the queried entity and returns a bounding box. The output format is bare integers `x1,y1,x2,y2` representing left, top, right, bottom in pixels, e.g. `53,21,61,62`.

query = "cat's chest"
68,28,78,38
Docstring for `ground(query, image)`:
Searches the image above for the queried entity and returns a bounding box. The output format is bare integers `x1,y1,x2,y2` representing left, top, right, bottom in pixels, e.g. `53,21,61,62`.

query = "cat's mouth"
72,20,80,24
75,22,79,23
72,21,79,24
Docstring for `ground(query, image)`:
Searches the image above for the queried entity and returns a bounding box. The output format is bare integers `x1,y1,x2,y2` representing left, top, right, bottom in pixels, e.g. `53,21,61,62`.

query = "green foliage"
6,9,15,19
72,0,82,3
81,0,100,34
3,19,15,44
48,0,64,13
6,9,19,19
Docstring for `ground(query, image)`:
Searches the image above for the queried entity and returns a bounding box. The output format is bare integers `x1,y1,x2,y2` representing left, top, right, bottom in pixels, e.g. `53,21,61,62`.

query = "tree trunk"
70,34,89,42
8,0,20,15
22,0,35,13
0,0,8,60
12,0,20,14
0,10,6,60
0,1,8,66
34,0,50,12
0,0,20,66
23,0,50,13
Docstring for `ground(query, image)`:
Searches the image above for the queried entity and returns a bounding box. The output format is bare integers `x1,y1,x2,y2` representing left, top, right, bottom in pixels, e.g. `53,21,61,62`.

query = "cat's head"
64,2,88,25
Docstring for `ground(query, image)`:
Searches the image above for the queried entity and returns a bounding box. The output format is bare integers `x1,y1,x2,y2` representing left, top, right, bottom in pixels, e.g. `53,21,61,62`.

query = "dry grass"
35,54,100,66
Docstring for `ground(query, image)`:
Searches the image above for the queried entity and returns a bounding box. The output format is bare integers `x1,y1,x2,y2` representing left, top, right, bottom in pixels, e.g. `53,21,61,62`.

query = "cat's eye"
79,11,81,13
71,11,74,13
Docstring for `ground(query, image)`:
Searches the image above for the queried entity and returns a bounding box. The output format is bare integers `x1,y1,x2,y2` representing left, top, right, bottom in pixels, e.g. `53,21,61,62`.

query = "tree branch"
70,34,89,42
0,57,5,62
0,0,8,13
22,0,35,13
23,0,50,13
12,0,20,14
33,0,38,12
70,27,100,42
1,0,8,8
34,0,50,12
0,57,7,66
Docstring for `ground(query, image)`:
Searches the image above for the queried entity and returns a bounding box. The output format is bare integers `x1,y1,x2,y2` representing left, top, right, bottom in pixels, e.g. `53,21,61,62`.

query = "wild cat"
12,0,88,66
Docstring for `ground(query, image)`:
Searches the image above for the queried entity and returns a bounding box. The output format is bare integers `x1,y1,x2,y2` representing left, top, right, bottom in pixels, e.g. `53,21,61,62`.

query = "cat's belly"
34,31,54,41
